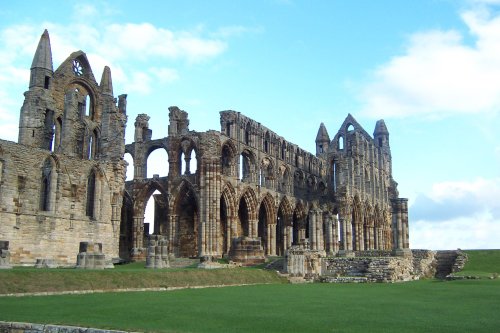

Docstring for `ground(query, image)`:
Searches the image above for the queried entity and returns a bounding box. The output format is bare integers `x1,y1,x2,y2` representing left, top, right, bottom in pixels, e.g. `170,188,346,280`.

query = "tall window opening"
40,159,52,211
86,170,96,219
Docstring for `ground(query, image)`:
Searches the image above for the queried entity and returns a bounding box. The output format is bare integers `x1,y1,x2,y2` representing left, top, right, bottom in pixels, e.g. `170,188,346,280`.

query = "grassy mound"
0,262,285,294
455,249,500,278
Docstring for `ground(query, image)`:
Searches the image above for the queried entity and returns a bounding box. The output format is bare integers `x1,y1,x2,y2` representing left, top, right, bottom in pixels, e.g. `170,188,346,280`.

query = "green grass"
1,250,499,332
0,265,284,294
454,249,500,278
0,280,499,333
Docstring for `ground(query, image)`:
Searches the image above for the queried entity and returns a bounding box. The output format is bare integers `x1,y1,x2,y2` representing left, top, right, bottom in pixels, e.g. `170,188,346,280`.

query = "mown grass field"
0,250,498,333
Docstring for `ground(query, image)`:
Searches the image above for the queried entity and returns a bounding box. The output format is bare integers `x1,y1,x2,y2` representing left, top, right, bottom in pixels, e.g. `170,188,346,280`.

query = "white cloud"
410,211,500,249
410,177,500,249
360,7,500,119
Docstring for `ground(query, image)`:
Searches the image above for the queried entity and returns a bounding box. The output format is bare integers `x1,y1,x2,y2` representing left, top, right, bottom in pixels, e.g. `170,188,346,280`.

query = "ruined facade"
0,30,127,265
0,30,409,266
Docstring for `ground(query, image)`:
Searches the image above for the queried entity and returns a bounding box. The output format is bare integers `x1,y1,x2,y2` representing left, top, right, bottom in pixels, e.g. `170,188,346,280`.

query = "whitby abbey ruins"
0,29,445,281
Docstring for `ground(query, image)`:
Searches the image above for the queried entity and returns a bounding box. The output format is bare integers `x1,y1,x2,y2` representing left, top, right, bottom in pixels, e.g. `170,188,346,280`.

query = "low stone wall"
321,257,414,282
0,321,128,333
353,250,393,257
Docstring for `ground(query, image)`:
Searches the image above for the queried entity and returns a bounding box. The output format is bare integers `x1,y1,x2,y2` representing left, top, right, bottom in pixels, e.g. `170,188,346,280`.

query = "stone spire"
29,29,53,89
315,122,330,143
30,29,53,71
100,66,114,96
315,122,330,155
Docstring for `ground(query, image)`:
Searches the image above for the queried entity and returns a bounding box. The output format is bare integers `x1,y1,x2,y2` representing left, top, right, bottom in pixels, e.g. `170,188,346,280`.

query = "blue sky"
0,0,498,249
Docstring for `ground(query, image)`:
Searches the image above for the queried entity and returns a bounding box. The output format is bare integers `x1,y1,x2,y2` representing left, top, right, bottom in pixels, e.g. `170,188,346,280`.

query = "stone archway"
220,183,237,256
173,183,199,257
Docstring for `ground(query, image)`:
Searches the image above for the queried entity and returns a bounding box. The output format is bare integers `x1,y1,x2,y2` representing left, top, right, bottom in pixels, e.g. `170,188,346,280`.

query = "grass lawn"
455,249,500,278
0,250,499,333
0,279,499,333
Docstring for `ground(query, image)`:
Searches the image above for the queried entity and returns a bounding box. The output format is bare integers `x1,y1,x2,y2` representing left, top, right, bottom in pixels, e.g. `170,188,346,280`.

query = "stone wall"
321,257,414,282
0,321,128,333
0,139,125,266
411,249,436,278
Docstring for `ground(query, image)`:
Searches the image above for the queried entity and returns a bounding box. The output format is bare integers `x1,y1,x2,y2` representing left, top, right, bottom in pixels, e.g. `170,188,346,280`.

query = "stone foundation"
228,237,265,266
76,242,109,269
285,245,322,279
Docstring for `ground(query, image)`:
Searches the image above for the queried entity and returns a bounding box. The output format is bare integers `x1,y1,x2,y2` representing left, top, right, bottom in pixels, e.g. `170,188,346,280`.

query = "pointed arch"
172,180,199,257
220,182,237,255
293,201,306,245
221,140,237,177
240,149,256,182
237,187,258,237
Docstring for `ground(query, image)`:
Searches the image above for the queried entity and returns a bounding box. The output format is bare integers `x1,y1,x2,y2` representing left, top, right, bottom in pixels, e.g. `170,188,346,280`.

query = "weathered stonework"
145,235,169,269
0,29,410,267
76,242,107,269
0,30,126,266
0,241,11,269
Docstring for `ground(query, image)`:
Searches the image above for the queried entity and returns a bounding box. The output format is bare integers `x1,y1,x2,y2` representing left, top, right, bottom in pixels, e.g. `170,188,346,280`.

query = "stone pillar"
345,218,352,251
184,154,191,175
324,213,334,255
132,215,144,249
270,223,277,256
332,215,339,252
315,210,324,252
286,226,293,250
309,210,317,250
168,214,178,256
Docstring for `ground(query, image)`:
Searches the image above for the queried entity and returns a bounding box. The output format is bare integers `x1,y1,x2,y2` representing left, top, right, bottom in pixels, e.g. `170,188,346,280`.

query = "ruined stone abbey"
0,30,410,267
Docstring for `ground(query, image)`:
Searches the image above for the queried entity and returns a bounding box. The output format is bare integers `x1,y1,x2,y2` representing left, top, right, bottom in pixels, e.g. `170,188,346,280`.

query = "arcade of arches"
0,30,409,267
120,108,409,261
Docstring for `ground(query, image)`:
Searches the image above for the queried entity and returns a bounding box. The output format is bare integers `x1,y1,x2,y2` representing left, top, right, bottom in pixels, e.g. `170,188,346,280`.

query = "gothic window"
44,76,50,89
72,59,83,76
54,117,63,150
226,123,231,137
40,159,52,211
338,136,344,150
86,170,96,218
264,132,270,153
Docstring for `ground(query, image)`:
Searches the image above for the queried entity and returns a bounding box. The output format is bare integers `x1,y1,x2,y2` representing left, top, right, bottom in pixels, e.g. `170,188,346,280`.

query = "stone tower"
0,30,128,265
315,122,330,156
18,29,57,150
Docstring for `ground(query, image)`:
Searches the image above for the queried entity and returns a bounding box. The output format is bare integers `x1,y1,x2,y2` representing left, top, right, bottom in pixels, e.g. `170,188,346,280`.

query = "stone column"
184,153,191,175
315,210,324,252
324,213,332,255
309,210,317,250
270,223,277,256
286,226,293,250
345,218,352,251
332,215,339,252
168,214,178,256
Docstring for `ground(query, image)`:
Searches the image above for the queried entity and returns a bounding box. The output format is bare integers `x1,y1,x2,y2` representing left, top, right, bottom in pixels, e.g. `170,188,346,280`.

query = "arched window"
86,170,96,218
338,136,344,150
40,159,52,211
245,123,251,145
